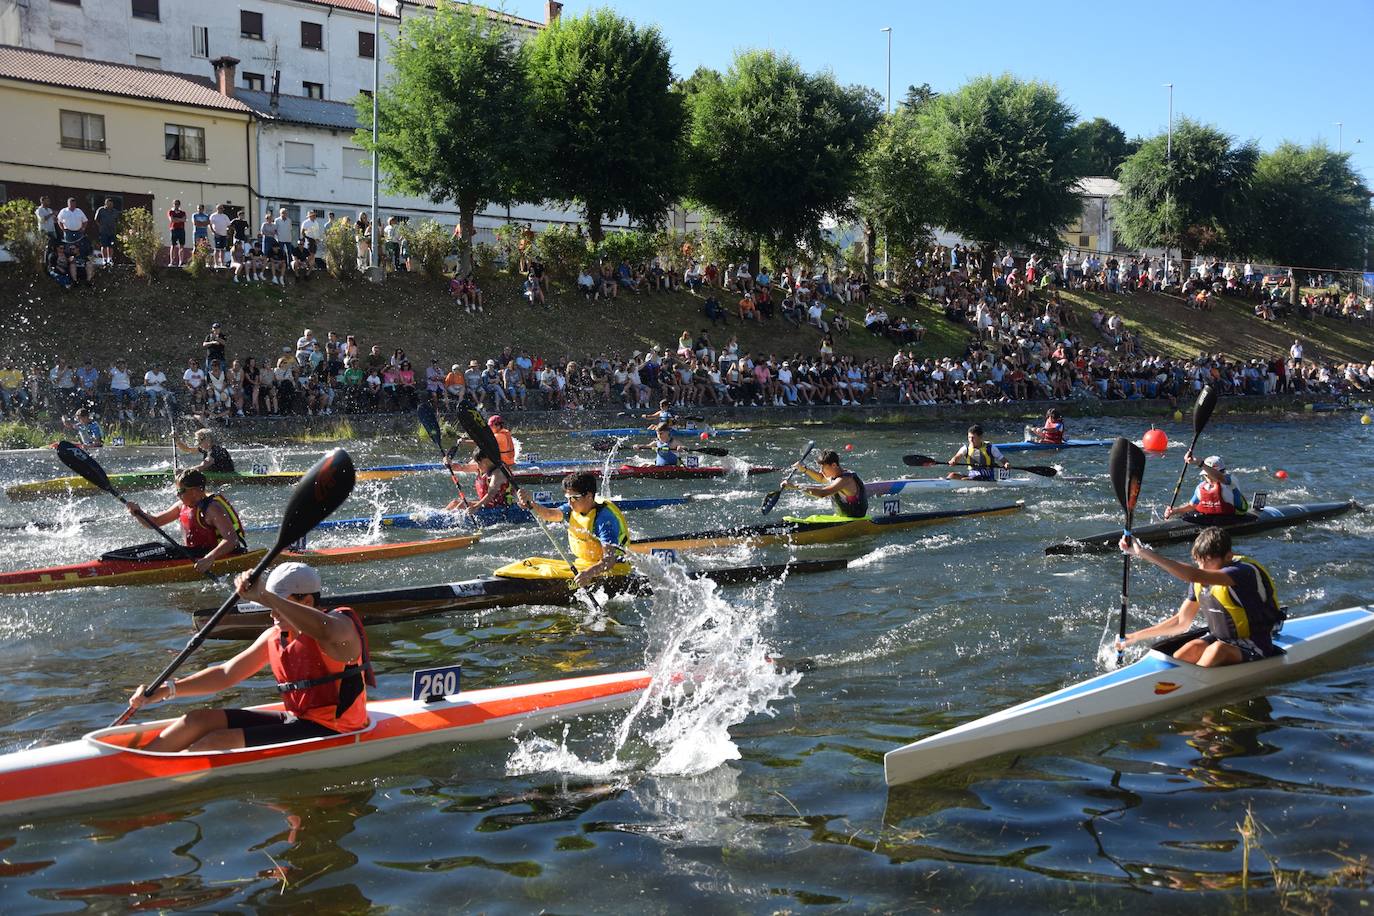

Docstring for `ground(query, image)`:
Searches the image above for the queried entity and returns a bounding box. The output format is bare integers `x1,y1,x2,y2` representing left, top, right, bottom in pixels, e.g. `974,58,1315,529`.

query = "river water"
0,416,1370,912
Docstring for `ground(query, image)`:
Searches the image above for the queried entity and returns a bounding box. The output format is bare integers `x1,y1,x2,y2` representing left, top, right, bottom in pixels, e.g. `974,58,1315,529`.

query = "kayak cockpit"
83,712,377,757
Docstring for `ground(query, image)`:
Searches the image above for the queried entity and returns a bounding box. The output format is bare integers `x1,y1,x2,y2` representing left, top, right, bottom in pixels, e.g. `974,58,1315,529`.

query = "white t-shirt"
57,207,87,231
144,370,166,392
296,335,316,355
277,217,293,242
183,368,205,389
209,212,231,237
108,367,130,390
1290,342,1303,361
300,217,320,240
35,206,55,234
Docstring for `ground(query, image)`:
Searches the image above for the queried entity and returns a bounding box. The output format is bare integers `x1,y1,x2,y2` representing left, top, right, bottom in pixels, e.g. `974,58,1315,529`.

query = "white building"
1064,176,1121,254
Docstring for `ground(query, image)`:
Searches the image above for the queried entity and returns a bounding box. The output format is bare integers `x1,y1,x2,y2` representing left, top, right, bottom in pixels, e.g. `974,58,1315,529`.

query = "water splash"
599,437,627,499
507,555,800,779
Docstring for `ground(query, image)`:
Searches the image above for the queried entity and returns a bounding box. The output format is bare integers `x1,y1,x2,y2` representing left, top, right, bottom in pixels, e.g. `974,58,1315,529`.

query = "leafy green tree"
0,199,45,277
1115,118,1258,263
900,82,938,111
355,1,534,272
524,9,684,244
1250,142,1372,270
919,74,1084,278
857,106,939,275
685,49,880,270
1067,116,1138,176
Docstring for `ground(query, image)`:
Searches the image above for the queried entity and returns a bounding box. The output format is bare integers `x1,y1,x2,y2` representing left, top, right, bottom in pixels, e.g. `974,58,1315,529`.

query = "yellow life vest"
568,499,631,575
1190,554,1282,639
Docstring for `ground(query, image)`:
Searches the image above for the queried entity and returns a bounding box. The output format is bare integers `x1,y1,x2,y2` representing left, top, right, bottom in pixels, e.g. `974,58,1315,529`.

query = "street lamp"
1336,121,1343,153
880,26,892,282
1164,82,1173,286
370,1,380,274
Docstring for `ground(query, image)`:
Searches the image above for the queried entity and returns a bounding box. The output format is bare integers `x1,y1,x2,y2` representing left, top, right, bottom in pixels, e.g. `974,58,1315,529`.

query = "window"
301,21,323,50
358,88,372,100
358,30,375,58
53,39,83,56
241,10,263,40
60,110,105,152
284,141,315,173
303,81,324,100
134,54,161,69
165,124,206,163
130,0,158,21
243,72,265,91
191,25,209,58
342,147,370,180
53,0,81,5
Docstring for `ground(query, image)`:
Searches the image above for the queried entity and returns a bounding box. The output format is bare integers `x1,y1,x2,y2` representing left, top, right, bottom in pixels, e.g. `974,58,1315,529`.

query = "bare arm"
1121,539,1236,587
131,630,272,707
236,574,360,663
1122,597,1201,645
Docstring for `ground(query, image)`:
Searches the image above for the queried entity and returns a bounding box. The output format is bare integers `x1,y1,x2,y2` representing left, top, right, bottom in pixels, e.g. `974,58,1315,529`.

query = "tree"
685,50,880,270
1115,118,1258,264
1250,143,1373,271
1067,116,1137,176
919,74,1085,278
354,1,534,273
900,82,938,111
524,9,684,244
857,106,939,275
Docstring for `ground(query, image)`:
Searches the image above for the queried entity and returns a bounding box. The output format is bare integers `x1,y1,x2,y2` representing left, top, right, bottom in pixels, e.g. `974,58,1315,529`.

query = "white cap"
1201,455,1226,472
265,562,321,597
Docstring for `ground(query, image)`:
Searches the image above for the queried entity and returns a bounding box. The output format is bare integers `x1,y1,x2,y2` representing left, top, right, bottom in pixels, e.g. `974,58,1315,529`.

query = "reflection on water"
0,419,1372,910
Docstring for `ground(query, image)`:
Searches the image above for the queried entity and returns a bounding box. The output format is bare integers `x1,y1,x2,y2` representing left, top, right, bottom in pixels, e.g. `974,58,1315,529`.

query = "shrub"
471,241,499,269
116,208,160,279
491,222,523,274
534,224,588,280
400,219,451,278
185,239,212,279
0,199,46,277
654,227,698,274
323,217,359,281
697,215,754,269
595,229,656,268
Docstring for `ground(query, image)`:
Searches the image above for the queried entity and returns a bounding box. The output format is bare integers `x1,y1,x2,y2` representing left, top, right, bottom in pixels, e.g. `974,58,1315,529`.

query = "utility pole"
880,26,892,282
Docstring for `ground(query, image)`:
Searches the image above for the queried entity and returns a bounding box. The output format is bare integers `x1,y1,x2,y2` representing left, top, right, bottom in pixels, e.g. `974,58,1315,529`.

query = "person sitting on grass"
738,292,759,322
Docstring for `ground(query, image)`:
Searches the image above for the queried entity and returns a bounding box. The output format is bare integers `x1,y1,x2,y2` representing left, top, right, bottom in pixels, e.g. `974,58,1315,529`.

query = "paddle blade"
693,446,729,457
269,448,356,560
416,402,443,452
1108,437,1147,526
1019,465,1059,478
590,439,616,452
1193,383,1218,435
902,454,939,467
53,440,118,496
761,440,815,514
760,488,784,515
457,408,503,467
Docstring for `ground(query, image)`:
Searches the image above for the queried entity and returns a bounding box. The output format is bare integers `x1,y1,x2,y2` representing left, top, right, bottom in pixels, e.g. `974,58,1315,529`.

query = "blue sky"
510,0,1372,176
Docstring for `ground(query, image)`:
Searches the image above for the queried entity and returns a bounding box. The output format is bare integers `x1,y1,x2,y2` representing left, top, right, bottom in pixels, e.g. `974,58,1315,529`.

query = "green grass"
0,421,51,449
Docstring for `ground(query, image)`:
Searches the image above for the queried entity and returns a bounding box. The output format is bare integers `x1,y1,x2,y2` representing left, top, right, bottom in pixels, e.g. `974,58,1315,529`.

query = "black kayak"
1045,501,1358,554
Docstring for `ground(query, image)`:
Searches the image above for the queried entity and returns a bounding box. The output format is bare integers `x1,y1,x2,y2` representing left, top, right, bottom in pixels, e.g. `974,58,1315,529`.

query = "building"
0,45,257,241
1063,176,1121,254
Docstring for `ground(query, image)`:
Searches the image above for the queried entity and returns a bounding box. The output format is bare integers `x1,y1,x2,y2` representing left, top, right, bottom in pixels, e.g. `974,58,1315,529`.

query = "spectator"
276,207,294,250
523,272,546,306
295,329,317,368
167,199,188,267
384,215,402,272
183,357,207,409
577,266,597,299
191,204,210,257
355,212,372,267
35,195,58,243
203,322,227,370
93,198,119,269
209,204,231,268
143,365,171,416
300,209,322,268
57,197,88,243
738,292,758,322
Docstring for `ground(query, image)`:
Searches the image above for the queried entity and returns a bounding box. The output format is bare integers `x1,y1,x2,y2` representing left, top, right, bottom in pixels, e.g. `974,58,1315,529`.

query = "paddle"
1165,383,1219,512
53,440,216,578
761,440,816,515
458,408,604,612
110,447,356,727
1109,437,1147,668
417,401,468,504
902,454,1059,478
590,439,729,457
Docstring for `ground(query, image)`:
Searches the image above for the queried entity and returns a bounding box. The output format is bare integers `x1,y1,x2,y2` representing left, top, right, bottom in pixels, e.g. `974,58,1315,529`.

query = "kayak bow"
6,469,402,502
243,496,695,534
995,438,1114,453
1045,501,1358,554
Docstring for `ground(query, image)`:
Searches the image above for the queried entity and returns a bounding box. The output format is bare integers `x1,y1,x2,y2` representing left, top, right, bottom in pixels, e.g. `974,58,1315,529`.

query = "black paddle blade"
1109,437,1147,524
53,440,118,496
1020,465,1059,478
271,448,355,556
458,408,504,467
761,440,816,514
694,446,729,457
1193,383,1218,435
590,439,617,452
416,402,443,452
902,454,938,467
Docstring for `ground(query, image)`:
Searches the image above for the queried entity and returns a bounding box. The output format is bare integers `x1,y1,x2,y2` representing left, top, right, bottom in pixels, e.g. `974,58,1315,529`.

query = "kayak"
995,438,1114,453
508,464,777,484
362,459,599,473
865,474,1046,495
243,496,694,534
0,668,652,818
0,534,480,594
628,504,1023,552
6,468,403,502
883,606,1374,786
194,557,851,639
1044,501,1357,554
568,426,749,438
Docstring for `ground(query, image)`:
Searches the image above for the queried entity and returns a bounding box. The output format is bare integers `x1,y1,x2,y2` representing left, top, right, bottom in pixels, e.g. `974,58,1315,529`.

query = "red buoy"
1141,428,1168,453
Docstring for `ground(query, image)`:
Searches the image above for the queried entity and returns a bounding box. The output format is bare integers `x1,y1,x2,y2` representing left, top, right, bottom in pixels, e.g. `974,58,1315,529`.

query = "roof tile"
0,45,252,113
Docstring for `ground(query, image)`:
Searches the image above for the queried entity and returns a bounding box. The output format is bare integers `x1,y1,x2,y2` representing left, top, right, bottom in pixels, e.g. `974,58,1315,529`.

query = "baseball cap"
265,562,322,597
1201,456,1226,472
488,415,504,428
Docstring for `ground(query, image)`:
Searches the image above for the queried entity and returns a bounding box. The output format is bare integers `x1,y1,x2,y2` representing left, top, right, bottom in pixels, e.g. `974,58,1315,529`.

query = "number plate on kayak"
412,665,461,703
252,462,269,475
683,455,700,468
882,498,900,516
650,548,680,565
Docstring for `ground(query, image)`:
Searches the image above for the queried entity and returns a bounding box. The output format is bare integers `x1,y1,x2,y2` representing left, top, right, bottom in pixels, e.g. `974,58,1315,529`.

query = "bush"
491,222,524,274
654,227,698,274
472,241,499,269
324,218,359,281
400,219,451,278
116,208,160,279
534,224,588,280
185,239,212,279
595,229,656,268
0,199,46,277
697,215,755,269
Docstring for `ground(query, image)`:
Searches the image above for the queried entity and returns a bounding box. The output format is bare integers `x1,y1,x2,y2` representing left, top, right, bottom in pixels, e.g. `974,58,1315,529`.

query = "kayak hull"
865,475,1045,495
995,438,1114,453
509,465,777,484
629,503,1023,552
244,496,693,534
883,606,1374,786
0,534,479,594
6,469,400,502
1045,501,1358,554
0,670,651,818
568,427,749,438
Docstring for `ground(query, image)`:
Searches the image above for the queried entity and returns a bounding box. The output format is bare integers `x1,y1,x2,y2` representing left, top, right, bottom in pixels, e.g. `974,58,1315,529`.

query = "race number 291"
412,664,462,703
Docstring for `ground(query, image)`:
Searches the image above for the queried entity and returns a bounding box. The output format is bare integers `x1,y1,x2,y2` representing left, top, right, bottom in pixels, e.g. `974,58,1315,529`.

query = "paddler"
516,470,631,586
176,427,236,473
447,450,514,513
640,422,683,466
124,469,247,575
459,414,516,464
786,449,867,518
127,563,375,751
1027,408,1065,445
946,424,1010,481
1117,527,1283,667
1164,452,1248,519
61,407,103,449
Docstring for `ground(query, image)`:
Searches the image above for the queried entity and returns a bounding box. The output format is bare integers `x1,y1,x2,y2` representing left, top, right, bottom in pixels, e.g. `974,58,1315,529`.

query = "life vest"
1040,420,1064,444
179,493,247,551
492,428,516,466
964,443,997,480
474,470,513,506
1193,478,1248,515
653,438,679,466
831,470,868,518
269,607,375,733
1191,555,1284,644
568,499,632,575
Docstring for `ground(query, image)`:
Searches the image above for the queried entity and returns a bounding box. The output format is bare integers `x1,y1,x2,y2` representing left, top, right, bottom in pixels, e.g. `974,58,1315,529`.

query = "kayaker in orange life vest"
1164,452,1248,519
1027,408,1065,444
455,414,517,466
123,469,247,575
127,563,374,751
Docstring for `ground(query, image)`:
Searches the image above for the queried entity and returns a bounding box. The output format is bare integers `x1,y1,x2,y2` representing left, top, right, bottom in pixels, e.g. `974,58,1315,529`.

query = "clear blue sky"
510,0,1372,176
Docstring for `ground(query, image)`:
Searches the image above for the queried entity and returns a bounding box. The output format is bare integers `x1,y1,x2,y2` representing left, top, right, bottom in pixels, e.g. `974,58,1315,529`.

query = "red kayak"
509,464,778,484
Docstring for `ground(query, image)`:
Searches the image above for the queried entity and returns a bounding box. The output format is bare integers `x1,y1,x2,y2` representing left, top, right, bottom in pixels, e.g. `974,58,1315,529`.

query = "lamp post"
1164,82,1173,286
1336,121,1343,153
880,26,892,282
370,1,380,274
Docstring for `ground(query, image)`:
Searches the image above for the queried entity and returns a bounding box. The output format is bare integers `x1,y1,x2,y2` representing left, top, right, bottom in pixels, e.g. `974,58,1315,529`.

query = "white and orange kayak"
0,669,650,818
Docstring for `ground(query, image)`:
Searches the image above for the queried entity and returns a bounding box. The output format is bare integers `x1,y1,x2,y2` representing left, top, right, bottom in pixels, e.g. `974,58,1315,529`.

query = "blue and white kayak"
568,427,749,439
995,438,1114,453
865,473,1047,495
883,606,1374,786
362,459,598,473
245,496,692,533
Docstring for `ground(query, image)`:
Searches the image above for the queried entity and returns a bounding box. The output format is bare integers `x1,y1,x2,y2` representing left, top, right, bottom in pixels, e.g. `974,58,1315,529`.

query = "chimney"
211,56,240,98
545,1,562,24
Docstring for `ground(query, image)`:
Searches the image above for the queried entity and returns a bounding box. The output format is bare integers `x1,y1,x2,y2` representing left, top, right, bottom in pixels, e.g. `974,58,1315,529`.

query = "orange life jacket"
268,607,374,733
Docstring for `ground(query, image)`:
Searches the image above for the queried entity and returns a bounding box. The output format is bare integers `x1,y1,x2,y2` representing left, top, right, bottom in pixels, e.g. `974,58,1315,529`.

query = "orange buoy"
1275,469,1288,480
1141,427,1168,453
